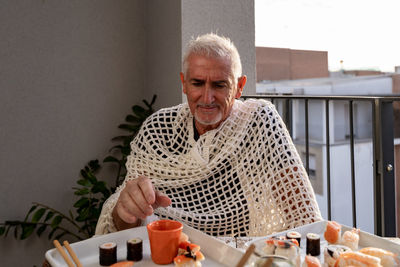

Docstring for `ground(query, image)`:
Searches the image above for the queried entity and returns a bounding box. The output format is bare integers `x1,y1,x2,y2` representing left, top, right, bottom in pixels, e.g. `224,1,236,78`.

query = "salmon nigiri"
302,255,321,267
174,251,205,267
110,261,134,267
324,221,342,244
334,251,382,267
359,247,399,267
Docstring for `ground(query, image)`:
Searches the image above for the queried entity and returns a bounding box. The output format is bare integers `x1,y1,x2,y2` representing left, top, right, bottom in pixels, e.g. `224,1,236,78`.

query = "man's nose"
202,84,214,104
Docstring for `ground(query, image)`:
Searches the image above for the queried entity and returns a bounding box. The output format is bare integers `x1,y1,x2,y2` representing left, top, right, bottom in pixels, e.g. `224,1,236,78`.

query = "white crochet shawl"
95,99,322,236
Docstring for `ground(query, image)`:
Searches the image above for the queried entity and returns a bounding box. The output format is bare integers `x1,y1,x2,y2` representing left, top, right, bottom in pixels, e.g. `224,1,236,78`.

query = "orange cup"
147,219,183,265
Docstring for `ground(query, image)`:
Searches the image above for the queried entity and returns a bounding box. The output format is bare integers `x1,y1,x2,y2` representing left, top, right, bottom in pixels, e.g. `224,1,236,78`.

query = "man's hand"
112,176,171,231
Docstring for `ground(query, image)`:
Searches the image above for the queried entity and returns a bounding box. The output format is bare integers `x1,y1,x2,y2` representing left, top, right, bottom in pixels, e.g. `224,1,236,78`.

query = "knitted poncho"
95,99,322,236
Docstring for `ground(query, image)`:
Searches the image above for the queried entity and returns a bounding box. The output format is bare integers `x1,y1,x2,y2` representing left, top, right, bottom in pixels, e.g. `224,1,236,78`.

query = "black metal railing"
242,94,400,237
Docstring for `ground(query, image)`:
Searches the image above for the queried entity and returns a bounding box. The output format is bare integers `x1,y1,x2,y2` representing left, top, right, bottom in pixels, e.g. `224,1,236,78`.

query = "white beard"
194,109,223,126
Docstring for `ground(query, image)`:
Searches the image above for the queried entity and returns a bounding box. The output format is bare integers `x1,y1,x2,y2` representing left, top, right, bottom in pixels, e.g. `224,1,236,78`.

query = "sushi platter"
246,220,400,266
45,223,245,267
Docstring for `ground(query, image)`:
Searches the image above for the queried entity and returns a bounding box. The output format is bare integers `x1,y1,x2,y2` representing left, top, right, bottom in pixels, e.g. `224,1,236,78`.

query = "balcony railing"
242,94,400,237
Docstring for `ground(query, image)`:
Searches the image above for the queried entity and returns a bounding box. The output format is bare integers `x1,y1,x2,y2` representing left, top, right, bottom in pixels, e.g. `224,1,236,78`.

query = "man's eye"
192,82,202,87
215,83,227,88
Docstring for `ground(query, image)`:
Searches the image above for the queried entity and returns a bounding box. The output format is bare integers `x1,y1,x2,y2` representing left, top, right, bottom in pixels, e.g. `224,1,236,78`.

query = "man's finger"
137,176,156,205
153,191,172,208
125,181,153,217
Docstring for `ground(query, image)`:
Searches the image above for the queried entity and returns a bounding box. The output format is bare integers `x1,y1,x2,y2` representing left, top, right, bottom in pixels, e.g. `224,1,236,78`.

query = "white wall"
145,0,183,109
0,1,143,266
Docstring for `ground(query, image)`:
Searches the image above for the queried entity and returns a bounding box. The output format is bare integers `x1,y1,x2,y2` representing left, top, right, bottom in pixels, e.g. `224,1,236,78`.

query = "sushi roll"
99,242,117,266
324,244,351,267
274,239,300,266
341,228,360,251
335,251,382,267
302,255,321,267
306,233,320,256
359,247,399,267
127,238,142,261
286,231,302,247
324,221,341,244
174,251,205,267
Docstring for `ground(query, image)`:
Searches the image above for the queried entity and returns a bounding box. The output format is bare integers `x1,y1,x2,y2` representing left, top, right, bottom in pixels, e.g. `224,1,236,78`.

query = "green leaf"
51,216,62,228
111,135,130,142
48,228,57,239
88,160,100,172
21,224,35,240
36,224,47,237
24,205,38,221
0,226,5,236
92,181,107,194
132,105,146,117
32,208,46,223
44,211,54,222
80,169,90,180
125,115,141,124
150,94,157,106
74,188,90,196
14,225,19,239
69,210,74,220
103,156,120,163
77,179,92,187
74,197,89,208
76,207,90,222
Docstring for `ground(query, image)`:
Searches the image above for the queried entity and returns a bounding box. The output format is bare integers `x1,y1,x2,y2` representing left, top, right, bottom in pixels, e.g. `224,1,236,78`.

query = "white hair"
182,33,242,81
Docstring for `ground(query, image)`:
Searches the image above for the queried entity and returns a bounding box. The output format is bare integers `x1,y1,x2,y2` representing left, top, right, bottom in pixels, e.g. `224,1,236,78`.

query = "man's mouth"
197,105,218,113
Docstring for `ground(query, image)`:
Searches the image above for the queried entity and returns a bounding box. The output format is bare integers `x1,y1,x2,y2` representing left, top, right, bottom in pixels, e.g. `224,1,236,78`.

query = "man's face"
180,54,246,134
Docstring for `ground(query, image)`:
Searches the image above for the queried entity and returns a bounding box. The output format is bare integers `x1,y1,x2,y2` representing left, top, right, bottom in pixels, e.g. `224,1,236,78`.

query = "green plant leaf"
91,183,103,194
74,197,89,208
88,160,100,172
36,224,47,237
0,226,5,236
74,188,89,196
125,115,142,124
77,179,92,187
75,207,90,222
14,225,19,239
132,105,146,117
103,156,120,163
44,211,54,222
24,205,38,221
80,169,90,180
48,228,57,239
21,224,35,240
32,208,46,223
51,216,62,228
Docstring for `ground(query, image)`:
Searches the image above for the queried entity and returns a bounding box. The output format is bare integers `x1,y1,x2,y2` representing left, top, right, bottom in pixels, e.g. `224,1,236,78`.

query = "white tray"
45,224,244,267
246,220,400,265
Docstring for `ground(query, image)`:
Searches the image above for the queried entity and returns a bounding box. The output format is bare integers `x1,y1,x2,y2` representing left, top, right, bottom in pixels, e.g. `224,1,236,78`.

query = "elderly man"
96,33,322,237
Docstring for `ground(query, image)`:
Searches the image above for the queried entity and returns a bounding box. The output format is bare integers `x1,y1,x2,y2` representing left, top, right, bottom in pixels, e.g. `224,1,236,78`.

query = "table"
43,237,400,266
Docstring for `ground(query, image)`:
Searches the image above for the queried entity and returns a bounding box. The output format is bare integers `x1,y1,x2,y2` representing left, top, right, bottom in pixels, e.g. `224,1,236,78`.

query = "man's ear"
180,72,187,94
235,75,247,98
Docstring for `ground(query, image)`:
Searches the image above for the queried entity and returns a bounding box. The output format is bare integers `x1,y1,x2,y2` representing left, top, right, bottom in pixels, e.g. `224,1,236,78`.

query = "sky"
255,0,400,72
